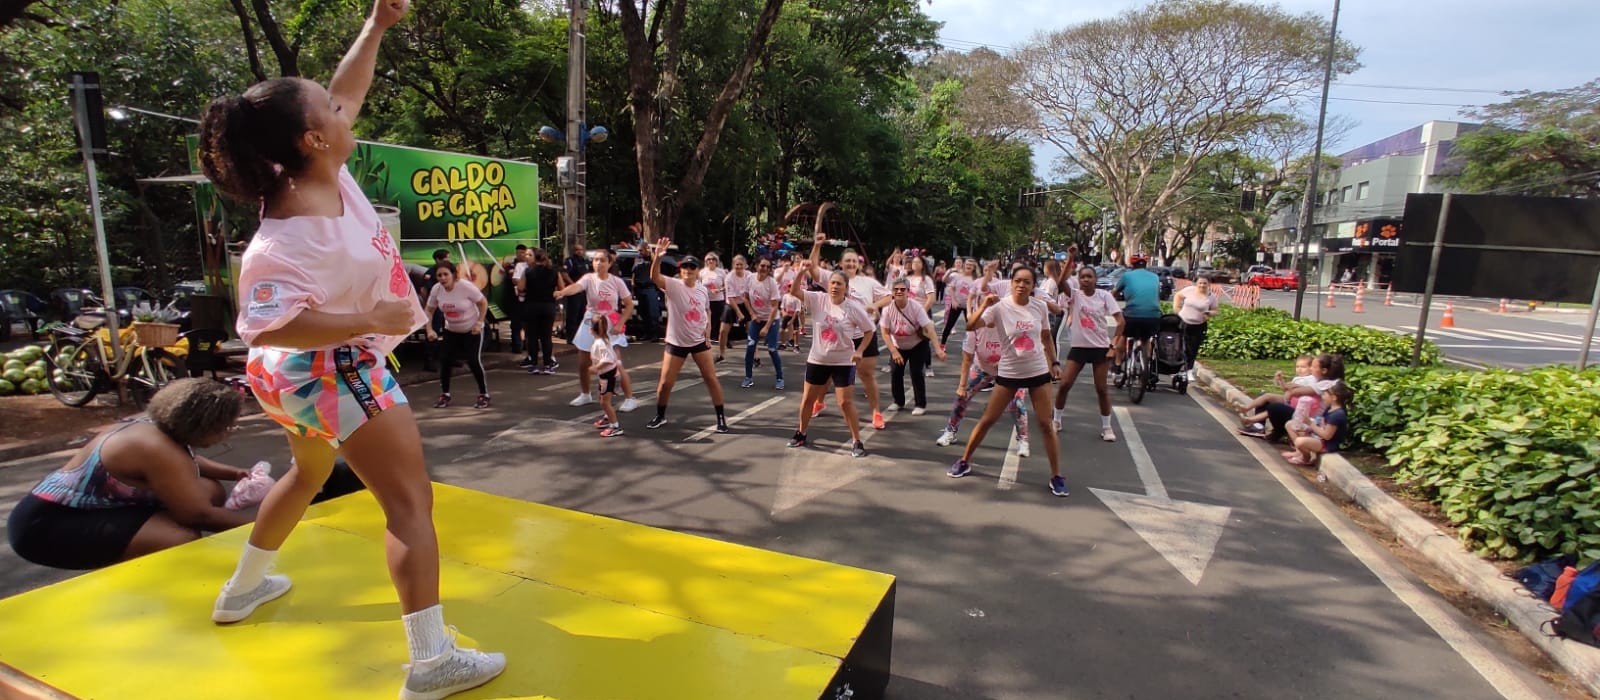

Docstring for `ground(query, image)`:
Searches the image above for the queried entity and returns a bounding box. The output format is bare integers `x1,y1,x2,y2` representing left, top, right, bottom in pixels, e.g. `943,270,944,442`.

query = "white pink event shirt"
426,282,484,333
880,299,932,351
747,276,782,319
237,167,427,355
979,296,1051,378
699,267,726,301
724,270,751,303
578,273,631,329
660,276,711,347
803,291,874,366
964,325,1006,376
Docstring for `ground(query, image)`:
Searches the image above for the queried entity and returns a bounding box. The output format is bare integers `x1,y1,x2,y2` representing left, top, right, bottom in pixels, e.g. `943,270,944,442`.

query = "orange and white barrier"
1220,284,1261,308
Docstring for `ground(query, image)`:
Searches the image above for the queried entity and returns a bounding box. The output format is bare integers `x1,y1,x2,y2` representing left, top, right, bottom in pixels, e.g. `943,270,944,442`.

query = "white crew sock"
403,604,451,662
223,543,276,594
1100,414,1112,429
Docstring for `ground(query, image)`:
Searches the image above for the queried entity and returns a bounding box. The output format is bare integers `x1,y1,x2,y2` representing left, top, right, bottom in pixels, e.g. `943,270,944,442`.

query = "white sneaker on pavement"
619,397,639,412
911,407,927,416
1101,427,1118,443
399,629,507,700
1017,441,1030,458
569,393,595,407
935,429,957,447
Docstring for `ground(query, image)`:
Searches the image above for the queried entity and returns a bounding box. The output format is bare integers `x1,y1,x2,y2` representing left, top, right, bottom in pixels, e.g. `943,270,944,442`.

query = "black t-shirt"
563,254,592,283
1323,407,1348,453
632,254,656,291
524,265,558,303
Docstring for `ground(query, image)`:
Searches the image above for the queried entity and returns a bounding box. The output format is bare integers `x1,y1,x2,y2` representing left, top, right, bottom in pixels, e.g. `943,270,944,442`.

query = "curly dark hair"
145,378,243,446
197,78,312,203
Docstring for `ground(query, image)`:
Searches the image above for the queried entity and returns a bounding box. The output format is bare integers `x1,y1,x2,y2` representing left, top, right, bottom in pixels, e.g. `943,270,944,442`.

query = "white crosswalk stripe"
1399,325,1482,341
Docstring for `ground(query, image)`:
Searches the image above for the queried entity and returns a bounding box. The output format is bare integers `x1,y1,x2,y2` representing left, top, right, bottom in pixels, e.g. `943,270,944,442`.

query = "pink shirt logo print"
369,225,410,298
1012,320,1037,352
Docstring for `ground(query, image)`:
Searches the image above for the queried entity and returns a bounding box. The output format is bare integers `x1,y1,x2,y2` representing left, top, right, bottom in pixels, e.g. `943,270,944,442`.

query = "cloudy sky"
922,0,1598,173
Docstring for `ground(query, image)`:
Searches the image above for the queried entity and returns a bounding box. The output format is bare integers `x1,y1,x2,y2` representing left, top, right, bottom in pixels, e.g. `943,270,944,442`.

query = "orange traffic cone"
1384,288,1394,306
1499,298,1509,313
1325,292,1335,308
1441,303,1456,328
1353,287,1365,313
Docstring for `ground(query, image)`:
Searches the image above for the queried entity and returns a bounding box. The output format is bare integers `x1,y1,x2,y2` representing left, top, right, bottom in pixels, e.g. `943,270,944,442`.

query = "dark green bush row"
1346,365,1600,562
1199,306,1441,367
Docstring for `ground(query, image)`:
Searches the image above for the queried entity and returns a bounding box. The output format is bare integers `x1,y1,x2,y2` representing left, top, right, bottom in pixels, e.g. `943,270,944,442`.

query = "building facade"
1261,120,1480,286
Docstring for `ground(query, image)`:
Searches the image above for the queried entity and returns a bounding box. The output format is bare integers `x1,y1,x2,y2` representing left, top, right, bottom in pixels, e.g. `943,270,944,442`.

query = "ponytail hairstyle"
197,78,313,203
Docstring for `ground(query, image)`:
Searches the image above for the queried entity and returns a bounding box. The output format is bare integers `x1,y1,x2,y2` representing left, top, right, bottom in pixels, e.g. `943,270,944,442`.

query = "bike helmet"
1129,254,1149,268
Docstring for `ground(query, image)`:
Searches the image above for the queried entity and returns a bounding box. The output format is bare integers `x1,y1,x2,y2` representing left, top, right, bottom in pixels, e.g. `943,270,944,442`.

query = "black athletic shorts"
1124,316,1161,341
597,368,619,395
722,305,745,325
7,494,159,570
1066,346,1111,365
996,372,1053,390
854,335,881,358
667,342,710,358
805,363,857,388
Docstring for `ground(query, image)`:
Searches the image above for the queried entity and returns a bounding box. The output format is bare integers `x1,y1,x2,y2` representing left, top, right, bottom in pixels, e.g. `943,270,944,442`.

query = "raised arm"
967,294,998,331
788,261,812,301
328,0,409,124
649,238,672,290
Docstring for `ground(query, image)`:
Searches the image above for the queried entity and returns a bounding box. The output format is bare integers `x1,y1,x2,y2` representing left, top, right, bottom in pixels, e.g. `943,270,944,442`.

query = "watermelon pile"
0,344,48,396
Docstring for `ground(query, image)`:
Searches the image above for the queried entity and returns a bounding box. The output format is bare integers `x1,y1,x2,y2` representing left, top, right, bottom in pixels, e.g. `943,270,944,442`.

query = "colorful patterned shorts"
247,346,408,446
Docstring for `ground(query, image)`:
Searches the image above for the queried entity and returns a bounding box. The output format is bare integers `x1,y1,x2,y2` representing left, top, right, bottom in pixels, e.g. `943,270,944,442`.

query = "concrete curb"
1193,362,1600,696
0,350,535,465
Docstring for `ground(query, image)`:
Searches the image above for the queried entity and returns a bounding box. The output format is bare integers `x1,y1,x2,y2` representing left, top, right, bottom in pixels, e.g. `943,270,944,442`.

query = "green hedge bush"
1199,306,1440,366
1346,365,1600,562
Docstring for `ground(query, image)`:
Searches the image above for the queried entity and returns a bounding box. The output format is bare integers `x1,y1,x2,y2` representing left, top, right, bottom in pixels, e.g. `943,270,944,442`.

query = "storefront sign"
1321,237,1354,254
1354,218,1403,250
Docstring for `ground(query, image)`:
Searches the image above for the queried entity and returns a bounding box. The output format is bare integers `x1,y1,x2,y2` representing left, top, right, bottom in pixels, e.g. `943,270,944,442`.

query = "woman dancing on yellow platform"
196,1,505,698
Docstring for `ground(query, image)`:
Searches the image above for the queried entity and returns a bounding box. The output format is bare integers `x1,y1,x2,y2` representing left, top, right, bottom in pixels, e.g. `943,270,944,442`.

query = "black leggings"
1183,321,1208,370
889,339,932,408
940,307,966,344
525,301,558,365
438,330,487,395
709,299,727,344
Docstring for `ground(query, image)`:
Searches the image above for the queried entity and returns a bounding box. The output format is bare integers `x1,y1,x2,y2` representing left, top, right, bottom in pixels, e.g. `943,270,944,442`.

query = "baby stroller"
1150,314,1190,395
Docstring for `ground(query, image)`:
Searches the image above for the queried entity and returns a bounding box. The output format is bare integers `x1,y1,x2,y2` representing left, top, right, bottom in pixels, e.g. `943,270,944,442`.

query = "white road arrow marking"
772,450,871,514
1090,407,1232,586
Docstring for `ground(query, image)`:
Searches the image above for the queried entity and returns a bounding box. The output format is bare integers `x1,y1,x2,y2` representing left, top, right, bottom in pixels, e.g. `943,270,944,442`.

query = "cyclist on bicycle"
1112,255,1162,383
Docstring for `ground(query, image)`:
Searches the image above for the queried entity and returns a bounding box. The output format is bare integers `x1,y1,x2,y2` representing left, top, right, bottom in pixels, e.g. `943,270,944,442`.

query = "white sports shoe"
935,429,957,447
911,407,927,416
1101,427,1118,443
569,393,595,407
212,574,292,624
399,629,507,700
1017,440,1031,458
619,397,639,412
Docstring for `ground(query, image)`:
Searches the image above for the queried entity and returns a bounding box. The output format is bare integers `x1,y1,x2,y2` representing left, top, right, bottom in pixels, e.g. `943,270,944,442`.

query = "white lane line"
1112,407,1168,500
1194,394,1547,700
997,430,1020,490
1365,324,1403,334
1400,325,1481,341
683,395,787,442
1434,344,1567,351
1490,329,1582,345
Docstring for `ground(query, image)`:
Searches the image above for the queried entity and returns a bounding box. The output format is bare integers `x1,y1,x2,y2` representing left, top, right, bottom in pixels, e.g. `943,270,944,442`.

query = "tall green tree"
1448,78,1600,197
1011,0,1360,256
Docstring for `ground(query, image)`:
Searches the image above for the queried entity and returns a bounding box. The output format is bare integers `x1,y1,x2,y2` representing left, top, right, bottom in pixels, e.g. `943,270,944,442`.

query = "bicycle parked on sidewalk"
43,306,185,409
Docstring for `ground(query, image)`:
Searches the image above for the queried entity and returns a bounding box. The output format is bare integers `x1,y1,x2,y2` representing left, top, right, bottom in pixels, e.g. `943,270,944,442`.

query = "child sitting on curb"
1283,383,1353,466
1237,355,1314,435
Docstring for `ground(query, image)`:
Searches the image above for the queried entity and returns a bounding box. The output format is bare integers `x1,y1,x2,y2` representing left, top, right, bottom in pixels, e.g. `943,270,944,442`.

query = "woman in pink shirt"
716,254,752,363
880,279,946,413
644,238,729,433
950,266,1069,497
742,258,785,389
786,259,876,459
699,252,728,350
554,249,639,411
423,261,490,409
940,258,976,345
905,256,937,311
195,1,505,697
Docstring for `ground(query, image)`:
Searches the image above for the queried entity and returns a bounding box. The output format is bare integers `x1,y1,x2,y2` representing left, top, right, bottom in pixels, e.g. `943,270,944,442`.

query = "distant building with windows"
1261,120,1481,286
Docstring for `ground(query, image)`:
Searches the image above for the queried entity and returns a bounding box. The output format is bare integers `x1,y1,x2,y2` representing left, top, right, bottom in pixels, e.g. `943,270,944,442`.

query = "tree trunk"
226,0,268,82
248,0,297,77
0,0,41,30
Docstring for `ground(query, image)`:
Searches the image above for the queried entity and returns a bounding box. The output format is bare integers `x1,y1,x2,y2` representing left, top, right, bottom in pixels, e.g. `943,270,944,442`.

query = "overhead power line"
1333,82,1509,94
1328,96,1485,108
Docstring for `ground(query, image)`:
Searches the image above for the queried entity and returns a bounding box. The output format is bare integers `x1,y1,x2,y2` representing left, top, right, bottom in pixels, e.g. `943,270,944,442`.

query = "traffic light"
1240,190,1257,212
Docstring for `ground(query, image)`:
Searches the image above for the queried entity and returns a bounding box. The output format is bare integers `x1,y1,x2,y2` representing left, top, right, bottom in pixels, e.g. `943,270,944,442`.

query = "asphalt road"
0,332,1568,699
1256,290,1597,369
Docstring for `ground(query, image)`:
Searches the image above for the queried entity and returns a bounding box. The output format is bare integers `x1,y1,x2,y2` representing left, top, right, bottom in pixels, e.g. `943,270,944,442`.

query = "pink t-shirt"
1066,286,1120,349
905,274,935,302
661,276,711,347
879,299,932,350
724,270,752,301
579,273,632,329
699,268,726,301
427,282,484,333
236,167,427,354
964,325,1006,376
747,276,782,318
980,296,1051,378
984,277,1009,300
803,291,873,366
846,275,890,325
945,272,971,309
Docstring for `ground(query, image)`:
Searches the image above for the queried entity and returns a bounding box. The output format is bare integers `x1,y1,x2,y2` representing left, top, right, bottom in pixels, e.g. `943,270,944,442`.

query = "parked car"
1194,267,1234,284
0,288,45,341
1248,268,1300,291
1149,266,1176,301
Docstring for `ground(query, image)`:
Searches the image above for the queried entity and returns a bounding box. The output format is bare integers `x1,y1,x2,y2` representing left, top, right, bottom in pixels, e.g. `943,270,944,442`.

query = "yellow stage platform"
0,484,895,700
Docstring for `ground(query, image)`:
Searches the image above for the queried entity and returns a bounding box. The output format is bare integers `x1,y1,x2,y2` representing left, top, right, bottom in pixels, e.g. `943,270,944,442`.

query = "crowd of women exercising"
541,226,1223,500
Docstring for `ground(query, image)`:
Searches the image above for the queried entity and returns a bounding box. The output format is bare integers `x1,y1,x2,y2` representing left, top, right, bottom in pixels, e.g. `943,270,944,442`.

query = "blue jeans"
745,318,784,381
635,286,662,340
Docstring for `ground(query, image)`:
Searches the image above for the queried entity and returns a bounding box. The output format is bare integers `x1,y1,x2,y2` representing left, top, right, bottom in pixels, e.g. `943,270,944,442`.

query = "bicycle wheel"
127,348,185,409
1127,347,1147,404
46,338,101,407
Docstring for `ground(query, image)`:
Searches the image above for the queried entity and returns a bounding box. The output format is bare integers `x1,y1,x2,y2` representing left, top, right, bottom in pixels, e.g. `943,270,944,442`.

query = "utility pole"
1292,0,1340,322
562,0,588,254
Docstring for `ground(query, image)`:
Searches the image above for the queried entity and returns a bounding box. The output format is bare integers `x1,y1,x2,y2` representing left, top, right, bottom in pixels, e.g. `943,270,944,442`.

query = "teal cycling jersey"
1115,269,1162,318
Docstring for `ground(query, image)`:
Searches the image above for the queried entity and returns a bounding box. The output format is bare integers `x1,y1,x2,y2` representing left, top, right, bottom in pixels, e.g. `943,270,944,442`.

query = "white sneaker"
879,365,891,373
619,397,639,412
888,403,903,412
1052,410,1063,433
1101,427,1118,443
924,369,935,377
1017,441,1031,458
935,429,957,447
1185,369,1196,381
569,393,595,407
212,574,292,623
399,629,507,700
911,407,927,416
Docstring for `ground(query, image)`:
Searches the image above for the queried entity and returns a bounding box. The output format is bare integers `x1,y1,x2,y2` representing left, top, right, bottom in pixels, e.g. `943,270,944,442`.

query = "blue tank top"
30,421,188,510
